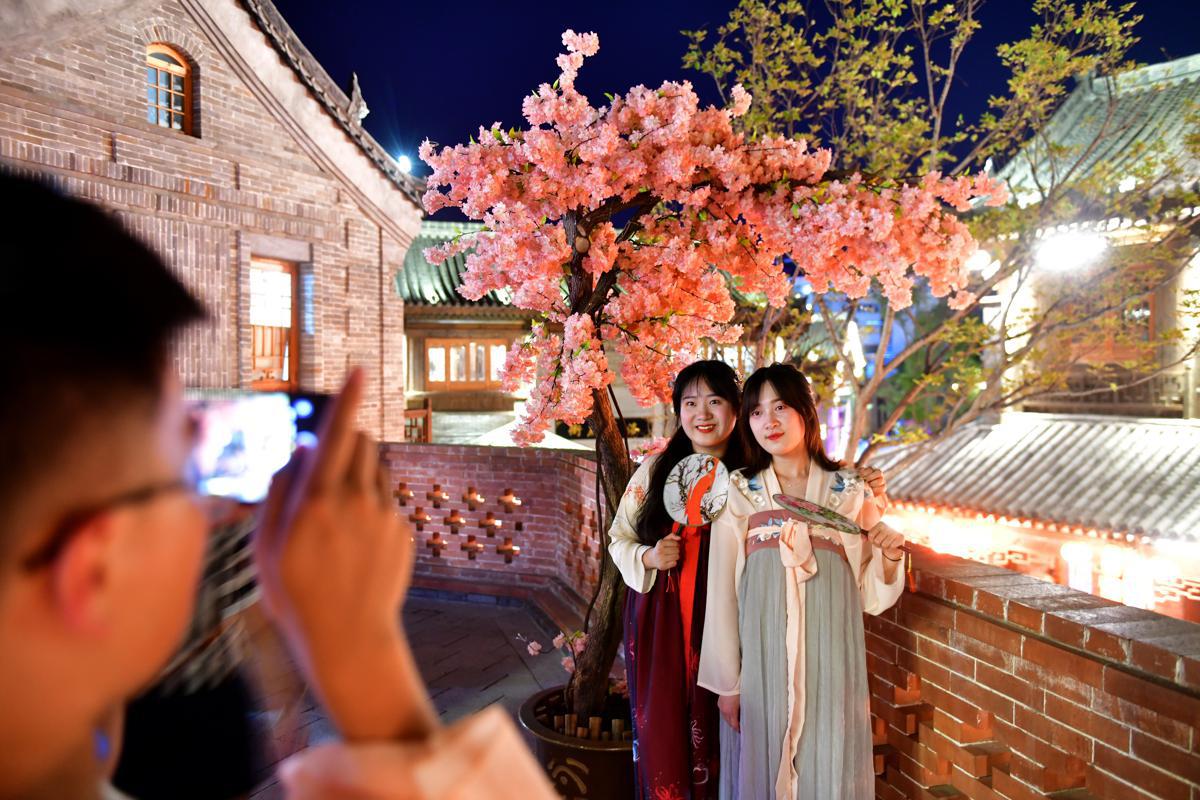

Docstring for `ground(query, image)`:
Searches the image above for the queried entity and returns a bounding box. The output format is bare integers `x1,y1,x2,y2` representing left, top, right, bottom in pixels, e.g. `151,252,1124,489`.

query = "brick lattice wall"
382,443,605,626
0,0,415,439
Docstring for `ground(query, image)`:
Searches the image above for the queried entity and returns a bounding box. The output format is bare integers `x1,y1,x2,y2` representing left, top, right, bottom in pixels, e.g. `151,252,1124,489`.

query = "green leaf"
791,202,801,218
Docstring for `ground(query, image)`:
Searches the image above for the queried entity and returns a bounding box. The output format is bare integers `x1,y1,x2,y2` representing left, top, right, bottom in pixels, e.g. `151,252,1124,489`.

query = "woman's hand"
641,533,681,571
858,465,888,510
867,522,905,561
717,694,741,732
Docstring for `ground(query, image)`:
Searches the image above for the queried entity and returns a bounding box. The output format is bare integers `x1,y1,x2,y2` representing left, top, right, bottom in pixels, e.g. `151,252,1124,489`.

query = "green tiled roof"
998,53,1200,201
397,221,513,307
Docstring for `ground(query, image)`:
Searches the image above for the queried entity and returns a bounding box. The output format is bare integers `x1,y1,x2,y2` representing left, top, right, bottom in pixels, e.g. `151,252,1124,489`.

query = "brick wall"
0,0,416,439
870,549,1200,800
381,443,605,624
389,444,1200,800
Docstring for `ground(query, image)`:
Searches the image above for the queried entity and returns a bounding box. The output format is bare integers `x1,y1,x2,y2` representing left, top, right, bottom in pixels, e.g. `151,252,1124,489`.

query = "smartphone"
185,390,330,503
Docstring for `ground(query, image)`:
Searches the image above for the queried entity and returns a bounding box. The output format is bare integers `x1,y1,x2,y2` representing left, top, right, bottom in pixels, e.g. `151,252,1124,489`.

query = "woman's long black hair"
740,363,842,476
634,360,748,546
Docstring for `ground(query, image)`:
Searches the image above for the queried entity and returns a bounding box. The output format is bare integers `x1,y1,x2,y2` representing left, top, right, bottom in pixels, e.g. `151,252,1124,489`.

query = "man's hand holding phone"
255,368,434,743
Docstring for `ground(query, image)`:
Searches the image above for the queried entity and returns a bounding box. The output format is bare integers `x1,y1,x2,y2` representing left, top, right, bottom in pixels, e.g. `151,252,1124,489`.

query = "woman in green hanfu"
698,364,905,800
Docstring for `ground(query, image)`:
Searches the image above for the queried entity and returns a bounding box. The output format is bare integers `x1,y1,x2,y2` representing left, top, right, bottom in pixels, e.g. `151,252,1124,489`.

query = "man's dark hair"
0,170,205,553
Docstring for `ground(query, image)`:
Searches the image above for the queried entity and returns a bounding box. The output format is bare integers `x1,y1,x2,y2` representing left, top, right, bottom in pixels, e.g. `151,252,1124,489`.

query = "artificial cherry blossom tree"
420,30,1005,718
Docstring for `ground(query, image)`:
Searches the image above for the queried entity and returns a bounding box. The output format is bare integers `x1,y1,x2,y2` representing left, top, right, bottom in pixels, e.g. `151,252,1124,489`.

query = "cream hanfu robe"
697,464,904,800
609,459,659,594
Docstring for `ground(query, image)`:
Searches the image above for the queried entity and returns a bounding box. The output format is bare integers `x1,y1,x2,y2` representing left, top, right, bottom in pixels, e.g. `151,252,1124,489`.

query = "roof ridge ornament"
348,71,369,125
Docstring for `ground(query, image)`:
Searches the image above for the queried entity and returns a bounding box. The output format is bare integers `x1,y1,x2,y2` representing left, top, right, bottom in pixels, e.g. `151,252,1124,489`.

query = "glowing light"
964,249,993,272
1060,542,1094,593
1036,231,1108,272
293,398,314,419
396,154,413,174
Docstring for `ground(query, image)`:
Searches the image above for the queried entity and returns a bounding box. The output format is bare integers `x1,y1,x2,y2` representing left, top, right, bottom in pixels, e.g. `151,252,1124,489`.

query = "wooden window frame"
145,43,193,135
248,258,299,392
1069,272,1157,365
425,338,510,391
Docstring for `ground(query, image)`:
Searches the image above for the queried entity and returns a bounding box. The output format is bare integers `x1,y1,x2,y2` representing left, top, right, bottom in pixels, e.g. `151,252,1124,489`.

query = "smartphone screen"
185,391,315,503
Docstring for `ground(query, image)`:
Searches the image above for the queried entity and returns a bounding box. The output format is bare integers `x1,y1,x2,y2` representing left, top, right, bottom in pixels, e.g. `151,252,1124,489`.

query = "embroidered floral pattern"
828,470,863,510
748,526,780,543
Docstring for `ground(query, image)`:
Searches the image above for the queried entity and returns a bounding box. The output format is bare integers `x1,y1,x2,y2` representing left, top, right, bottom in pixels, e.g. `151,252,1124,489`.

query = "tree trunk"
569,386,634,718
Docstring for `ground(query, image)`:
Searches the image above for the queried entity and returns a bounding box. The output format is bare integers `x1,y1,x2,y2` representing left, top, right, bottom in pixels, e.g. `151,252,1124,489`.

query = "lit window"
425,338,512,391
427,346,446,384
489,344,508,382
146,44,191,134
249,259,297,390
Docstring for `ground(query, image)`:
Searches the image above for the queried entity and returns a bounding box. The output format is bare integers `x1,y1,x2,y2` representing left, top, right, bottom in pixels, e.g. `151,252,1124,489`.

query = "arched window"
145,44,191,134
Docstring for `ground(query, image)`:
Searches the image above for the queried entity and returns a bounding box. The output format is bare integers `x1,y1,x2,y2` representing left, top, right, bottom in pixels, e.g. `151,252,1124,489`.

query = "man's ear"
49,517,116,634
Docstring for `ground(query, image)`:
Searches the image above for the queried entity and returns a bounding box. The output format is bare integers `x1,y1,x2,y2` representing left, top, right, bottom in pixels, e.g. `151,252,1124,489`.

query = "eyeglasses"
21,478,193,570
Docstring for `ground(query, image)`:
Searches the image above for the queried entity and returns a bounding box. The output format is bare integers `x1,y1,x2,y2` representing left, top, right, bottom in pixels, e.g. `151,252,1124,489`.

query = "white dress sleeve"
606,458,658,594
855,485,905,615
697,474,751,696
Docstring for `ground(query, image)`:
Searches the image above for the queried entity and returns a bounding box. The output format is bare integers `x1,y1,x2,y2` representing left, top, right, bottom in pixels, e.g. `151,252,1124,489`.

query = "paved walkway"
252,595,565,798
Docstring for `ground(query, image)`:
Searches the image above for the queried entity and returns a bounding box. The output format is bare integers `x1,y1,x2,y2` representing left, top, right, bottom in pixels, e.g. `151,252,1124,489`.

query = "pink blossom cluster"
630,436,671,463
420,30,1005,444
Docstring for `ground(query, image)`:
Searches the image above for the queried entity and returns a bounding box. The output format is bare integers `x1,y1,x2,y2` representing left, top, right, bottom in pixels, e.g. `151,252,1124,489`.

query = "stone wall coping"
907,544,1200,695
381,441,599,466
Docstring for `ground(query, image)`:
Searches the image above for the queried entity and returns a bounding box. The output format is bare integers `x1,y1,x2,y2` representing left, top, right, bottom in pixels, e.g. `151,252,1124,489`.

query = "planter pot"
517,686,634,800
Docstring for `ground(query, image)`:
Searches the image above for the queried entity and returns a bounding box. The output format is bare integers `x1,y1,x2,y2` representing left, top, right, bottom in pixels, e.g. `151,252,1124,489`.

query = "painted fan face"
664,453,730,526
772,494,864,535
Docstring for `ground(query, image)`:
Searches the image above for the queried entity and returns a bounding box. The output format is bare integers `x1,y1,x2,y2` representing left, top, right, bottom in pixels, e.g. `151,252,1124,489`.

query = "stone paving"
251,594,565,798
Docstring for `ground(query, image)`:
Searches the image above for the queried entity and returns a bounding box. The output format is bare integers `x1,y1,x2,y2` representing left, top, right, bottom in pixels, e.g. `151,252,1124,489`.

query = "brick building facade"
0,0,421,439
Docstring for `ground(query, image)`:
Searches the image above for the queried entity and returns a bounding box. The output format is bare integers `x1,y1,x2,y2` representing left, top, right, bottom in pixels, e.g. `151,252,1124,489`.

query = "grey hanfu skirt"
719,547,874,799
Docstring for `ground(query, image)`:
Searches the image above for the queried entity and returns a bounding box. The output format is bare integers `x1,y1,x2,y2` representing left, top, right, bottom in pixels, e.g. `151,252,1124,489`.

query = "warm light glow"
888,504,1199,621
964,249,992,272
1035,231,1108,272
1060,542,1094,593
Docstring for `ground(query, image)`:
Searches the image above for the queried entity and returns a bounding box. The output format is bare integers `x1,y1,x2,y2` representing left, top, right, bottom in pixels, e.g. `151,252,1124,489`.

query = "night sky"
272,0,1196,181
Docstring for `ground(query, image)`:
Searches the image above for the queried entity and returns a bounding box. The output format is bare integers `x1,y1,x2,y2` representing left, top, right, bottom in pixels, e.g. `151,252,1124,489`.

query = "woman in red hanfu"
609,360,748,800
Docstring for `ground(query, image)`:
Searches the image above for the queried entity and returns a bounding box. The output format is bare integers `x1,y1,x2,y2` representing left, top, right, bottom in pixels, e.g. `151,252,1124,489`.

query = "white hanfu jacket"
607,457,660,594
697,463,904,800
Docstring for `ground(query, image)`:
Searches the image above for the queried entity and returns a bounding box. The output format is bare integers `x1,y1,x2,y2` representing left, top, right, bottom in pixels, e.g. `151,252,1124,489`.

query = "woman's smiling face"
679,378,736,454
748,381,805,457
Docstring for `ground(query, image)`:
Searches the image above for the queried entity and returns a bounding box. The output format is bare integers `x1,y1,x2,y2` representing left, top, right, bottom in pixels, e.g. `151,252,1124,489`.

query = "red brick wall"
381,443,605,615
871,549,1200,800
0,0,414,439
